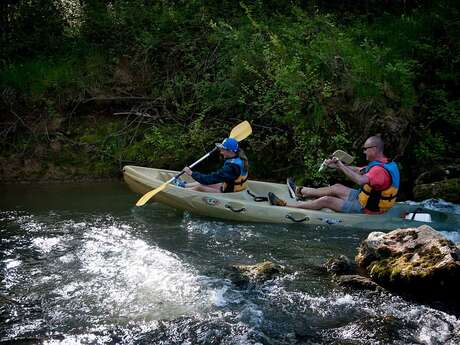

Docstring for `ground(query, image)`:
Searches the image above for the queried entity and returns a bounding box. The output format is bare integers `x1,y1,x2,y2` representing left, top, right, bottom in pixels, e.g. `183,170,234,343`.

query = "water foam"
51,217,229,322
403,198,460,215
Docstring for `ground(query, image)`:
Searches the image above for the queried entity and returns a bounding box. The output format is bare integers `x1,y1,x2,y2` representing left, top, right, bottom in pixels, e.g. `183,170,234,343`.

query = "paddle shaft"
168,147,217,183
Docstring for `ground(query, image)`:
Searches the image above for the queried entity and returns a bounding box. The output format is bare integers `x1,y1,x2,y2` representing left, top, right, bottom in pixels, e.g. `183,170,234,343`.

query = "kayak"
122,165,460,231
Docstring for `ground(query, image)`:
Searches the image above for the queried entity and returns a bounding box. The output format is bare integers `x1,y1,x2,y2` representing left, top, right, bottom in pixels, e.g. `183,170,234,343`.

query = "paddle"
135,120,252,206
318,150,354,172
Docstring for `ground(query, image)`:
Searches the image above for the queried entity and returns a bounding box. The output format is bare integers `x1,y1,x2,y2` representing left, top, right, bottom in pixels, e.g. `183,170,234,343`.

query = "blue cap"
216,138,238,152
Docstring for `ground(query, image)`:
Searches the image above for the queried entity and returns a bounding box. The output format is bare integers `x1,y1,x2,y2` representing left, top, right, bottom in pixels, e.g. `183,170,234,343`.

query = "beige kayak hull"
122,165,458,231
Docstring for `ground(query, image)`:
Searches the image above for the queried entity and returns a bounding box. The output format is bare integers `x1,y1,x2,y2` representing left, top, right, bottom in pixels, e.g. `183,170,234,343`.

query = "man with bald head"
269,136,400,214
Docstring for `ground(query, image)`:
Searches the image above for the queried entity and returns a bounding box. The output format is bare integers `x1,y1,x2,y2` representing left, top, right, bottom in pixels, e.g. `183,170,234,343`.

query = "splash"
402,198,460,215
1,214,235,341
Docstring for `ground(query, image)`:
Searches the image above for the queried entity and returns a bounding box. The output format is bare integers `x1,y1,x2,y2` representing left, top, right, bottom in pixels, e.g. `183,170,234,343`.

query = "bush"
1,0,459,196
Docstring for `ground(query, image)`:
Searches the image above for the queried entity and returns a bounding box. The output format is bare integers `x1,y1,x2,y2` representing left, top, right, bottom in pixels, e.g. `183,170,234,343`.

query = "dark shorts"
341,189,363,214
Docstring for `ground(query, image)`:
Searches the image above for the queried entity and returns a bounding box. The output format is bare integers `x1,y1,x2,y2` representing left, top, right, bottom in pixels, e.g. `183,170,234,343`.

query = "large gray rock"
355,225,460,301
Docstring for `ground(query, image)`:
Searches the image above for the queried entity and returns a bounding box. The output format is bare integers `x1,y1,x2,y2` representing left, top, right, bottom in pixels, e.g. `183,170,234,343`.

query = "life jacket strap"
361,188,398,200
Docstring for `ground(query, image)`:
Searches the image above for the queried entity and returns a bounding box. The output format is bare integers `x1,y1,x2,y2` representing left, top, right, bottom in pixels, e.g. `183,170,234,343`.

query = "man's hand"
325,157,340,169
334,159,369,186
183,167,193,176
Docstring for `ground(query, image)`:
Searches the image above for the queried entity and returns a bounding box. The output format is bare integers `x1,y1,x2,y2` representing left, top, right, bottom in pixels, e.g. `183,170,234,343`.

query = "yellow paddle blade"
229,120,252,142
135,181,169,206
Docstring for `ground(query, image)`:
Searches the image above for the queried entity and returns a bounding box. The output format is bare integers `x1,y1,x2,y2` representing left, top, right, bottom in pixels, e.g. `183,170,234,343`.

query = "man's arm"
348,166,363,173
329,159,369,186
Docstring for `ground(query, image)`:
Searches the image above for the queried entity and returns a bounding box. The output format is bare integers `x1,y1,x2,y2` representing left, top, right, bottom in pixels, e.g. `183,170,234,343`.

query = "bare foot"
299,187,315,197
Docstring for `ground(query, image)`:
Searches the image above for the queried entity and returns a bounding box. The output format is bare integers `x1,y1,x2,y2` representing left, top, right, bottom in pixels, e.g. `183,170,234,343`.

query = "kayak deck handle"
225,204,247,213
286,214,309,223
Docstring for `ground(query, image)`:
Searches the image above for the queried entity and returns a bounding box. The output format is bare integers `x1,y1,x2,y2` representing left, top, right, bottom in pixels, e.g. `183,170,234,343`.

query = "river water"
1,181,459,344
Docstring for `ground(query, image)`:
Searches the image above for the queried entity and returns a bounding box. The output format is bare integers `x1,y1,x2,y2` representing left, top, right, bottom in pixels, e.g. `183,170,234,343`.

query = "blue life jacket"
222,157,248,192
358,160,400,213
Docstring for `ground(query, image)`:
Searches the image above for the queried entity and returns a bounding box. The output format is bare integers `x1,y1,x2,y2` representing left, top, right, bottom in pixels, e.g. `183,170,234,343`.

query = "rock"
336,275,382,291
413,177,460,203
325,255,380,291
228,261,282,286
356,225,460,301
324,255,357,275
413,164,460,202
415,164,460,185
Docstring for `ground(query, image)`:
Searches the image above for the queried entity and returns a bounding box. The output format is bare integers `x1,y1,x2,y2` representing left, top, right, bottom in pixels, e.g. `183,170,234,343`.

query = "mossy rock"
356,226,460,300
413,178,460,203
229,261,282,285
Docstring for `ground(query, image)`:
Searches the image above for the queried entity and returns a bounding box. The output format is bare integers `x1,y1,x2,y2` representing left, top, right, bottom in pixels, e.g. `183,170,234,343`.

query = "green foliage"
0,51,110,104
1,0,459,196
133,120,222,168
414,132,446,167
143,126,185,163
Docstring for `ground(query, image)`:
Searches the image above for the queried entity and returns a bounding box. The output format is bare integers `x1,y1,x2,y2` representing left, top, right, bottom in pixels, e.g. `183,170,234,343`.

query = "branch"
69,96,158,117
113,112,155,118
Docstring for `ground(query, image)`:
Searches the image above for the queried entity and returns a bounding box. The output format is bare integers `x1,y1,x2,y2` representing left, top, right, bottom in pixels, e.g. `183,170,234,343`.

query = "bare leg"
187,183,223,193
186,182,200,188
300,183,352,200
287,196,345,212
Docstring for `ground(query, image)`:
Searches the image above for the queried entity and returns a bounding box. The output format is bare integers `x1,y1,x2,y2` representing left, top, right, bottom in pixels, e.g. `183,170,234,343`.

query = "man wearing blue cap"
181,138,249,193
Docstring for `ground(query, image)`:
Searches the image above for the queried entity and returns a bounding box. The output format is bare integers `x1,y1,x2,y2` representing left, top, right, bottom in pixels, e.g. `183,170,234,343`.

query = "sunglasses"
362,145,376,151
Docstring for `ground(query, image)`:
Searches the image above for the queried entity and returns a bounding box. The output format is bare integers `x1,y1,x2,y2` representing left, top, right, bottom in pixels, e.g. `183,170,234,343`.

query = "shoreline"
0,175,123,185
